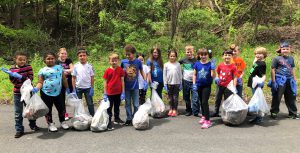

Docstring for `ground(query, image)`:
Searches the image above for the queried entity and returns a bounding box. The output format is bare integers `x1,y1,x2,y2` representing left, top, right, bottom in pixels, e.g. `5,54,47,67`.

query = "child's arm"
67,63,74,74
103,79,107,94
121,76,125,93
211,69,216,78
147,67,152,82
233,76,237,87
163,64,167,86
72,76,76,90
192,69,197,84
35,75,44,90
271,68,276,82
62,73,68,88
91,76,94,88
292,68,296,80
140,69,146,81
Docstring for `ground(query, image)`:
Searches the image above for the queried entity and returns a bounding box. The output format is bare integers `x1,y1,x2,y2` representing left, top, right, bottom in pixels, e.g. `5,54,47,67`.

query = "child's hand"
179,84,182,91
143,80,148,91
120,92,125,101
214,77,220,85
211,58,216,70
192,84,198,91
257,82,264,88
164,85,168,92
1,68,22,79
272,81,278,91
89,87,94,96
66,88,70,94
32,87,39,94
103,93,108,101
237,78,242,85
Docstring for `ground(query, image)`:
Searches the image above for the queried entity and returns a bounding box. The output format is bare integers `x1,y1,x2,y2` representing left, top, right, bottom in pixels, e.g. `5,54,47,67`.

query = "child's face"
45,55,56,67
78,52,87,64
15,55,27,67
152,50,159,59
59,50,68,60
280,47,290,56
169,52,177,62
185,48,193,59
137,56,144,63
223,53,232,63
255,53,264,61
199,53,208,62
125,52,135,61
232,49,239,57
109,58,119,68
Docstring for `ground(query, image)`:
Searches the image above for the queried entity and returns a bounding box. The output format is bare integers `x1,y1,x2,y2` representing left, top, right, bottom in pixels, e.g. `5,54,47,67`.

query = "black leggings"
167,84,180,110
197,86,211,120
41,90,65,124
215,85,233,115
107,94,121,121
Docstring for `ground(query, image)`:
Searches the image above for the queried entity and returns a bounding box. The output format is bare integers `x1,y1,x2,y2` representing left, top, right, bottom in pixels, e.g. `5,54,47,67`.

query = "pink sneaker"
198,116,206,124
201,120,212,129
65,112,69,120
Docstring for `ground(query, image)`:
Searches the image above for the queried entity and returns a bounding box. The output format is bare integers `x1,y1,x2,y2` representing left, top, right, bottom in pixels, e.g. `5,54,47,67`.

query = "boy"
270,41,298,119
103,53,125,130
179,45,198,116
213,50,237,117
1,52,39,138
231,44,246,98
121,44,147,125
72,48,95,116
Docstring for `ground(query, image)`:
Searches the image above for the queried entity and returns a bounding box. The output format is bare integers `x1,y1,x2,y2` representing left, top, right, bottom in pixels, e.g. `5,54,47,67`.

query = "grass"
1,43,299,104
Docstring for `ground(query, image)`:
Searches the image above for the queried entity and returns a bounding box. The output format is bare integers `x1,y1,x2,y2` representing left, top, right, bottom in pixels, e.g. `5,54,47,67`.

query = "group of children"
1,41,298,138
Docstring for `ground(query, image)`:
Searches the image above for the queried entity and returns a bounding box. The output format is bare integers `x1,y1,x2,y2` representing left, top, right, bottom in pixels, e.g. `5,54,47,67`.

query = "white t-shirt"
72,62,94,88
163,62,182,85
138,65,150,89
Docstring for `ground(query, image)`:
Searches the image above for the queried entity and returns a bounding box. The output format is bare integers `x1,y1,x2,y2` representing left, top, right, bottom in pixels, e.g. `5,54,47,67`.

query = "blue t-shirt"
194,61,213,86
271,56,295,77
146,59,163,83
121,58,143,90
38,65,63,96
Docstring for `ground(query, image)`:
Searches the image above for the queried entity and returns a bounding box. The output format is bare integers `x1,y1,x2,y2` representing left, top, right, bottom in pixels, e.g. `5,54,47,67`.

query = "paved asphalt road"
0,104,299,153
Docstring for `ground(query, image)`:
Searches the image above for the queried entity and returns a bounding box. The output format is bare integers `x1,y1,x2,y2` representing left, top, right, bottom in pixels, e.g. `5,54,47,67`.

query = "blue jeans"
236,84,243,98
76,88,95,116
183,80,199,114
125,89,139,121
14,94,36,132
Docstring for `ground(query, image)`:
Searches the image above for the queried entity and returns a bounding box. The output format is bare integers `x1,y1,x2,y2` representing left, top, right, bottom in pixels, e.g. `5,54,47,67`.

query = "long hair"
149,46,163,71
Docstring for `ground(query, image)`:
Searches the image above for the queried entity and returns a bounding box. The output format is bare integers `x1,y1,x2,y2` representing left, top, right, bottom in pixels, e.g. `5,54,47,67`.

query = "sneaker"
125,120,132,126
14,131,24,138
30,125,40,131
114,118,125,125
193,114,200,117
61,121,69,130
270,113,278,119
172,110,177,117
107,121,115,131
168,110,173,116
185,112,192,116
288,114,299,119
48,123,58,132
249,117,263,124
201,120,212,129
65,112,70,120
198,116,206,124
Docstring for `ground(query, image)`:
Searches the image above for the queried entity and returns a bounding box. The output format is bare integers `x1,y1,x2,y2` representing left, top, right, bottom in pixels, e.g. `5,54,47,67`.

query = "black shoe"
30,125,40,131
14,132,24,138
125,120,132,126
114,118,125,125
193,114,200,117
107,122,115,131
288,114,299,119
211,113,220,117
249,117,263,124
185,112,192,116
270,113,278,119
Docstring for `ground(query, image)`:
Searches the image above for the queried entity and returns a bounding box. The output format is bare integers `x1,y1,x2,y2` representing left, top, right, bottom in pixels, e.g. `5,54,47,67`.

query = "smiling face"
125,52,135,61
255,53,264,61
185,47,194,59
58,49,68,61
280,47,290,56
152,49,159,59
78,52,87,64
223,53,233,64
109,57,119,68
169,52,177,63
137,56,144,63
44,55,56,67
15,55,27,67
200,52,208,62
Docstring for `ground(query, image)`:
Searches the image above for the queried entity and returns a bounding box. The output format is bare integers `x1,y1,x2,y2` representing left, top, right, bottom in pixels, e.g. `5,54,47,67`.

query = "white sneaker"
48,123,58,132
61,121,69,130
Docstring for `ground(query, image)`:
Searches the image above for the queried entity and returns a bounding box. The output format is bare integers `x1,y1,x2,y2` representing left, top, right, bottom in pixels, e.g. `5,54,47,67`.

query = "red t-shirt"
103,67,125,95
216,63,237,87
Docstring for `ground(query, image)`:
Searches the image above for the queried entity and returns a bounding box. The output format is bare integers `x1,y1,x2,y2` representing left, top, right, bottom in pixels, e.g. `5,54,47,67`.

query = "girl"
137,53,150,105
56,48,73,120
147,46,164,98
163,50,182,117
32,52,69,132
193,49,215,129
1,52,39,138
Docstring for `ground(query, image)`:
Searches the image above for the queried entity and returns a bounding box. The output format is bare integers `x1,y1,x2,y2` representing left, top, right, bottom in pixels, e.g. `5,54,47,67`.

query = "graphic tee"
38,65,63,96
146,59,163,83
271,56,294,77
216,63,237,87
121,58,143,90
194,61,213,86
232,57,246,78
179,57,197,82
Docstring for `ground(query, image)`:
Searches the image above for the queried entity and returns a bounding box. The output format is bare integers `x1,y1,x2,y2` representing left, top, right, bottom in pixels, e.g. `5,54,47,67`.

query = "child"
121,44,147,126
270,41,298,119
179,45,199,116
32,52,69,132
213,50,237,117
103,53,125,130
137,53,150,105
72,48,95,116
56,47,73,120
231,44,246,98
247,47,267,124
1,52,39,138
147,46,164,98
192,49,215,128
163,50,182,117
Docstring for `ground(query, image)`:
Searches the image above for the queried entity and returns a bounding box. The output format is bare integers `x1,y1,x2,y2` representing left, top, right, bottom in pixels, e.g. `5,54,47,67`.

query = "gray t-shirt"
163,62,182,85
271,56,294,76
179,57,197,82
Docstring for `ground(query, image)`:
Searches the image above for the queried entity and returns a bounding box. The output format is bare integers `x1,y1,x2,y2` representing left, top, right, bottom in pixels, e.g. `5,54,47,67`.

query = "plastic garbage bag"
133,98,152,130
66,93,81,107
90,100,110,132
248,88,269,117
252,75,264,89
70,97,92,130
220,81,248,125
20,79,33,104
23,93,49,120
150,82,165,118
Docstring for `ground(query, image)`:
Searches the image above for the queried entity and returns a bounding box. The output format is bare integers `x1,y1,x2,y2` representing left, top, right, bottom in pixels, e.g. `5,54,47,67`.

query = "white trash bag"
90,100,110,132
20,79,33,104
150,82,165,118
71,96,92,131
133,98,152,130
221,81,248,125
66,93,81,107
23,93,49,120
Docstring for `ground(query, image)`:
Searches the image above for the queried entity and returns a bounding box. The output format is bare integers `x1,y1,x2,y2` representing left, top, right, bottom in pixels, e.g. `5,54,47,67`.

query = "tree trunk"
55,0,60,32
170,0,178,42
13,0,21,29
75,0,78,46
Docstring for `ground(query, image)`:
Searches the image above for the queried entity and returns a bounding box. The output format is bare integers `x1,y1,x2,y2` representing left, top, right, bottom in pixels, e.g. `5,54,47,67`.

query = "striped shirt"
9,65,34,94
